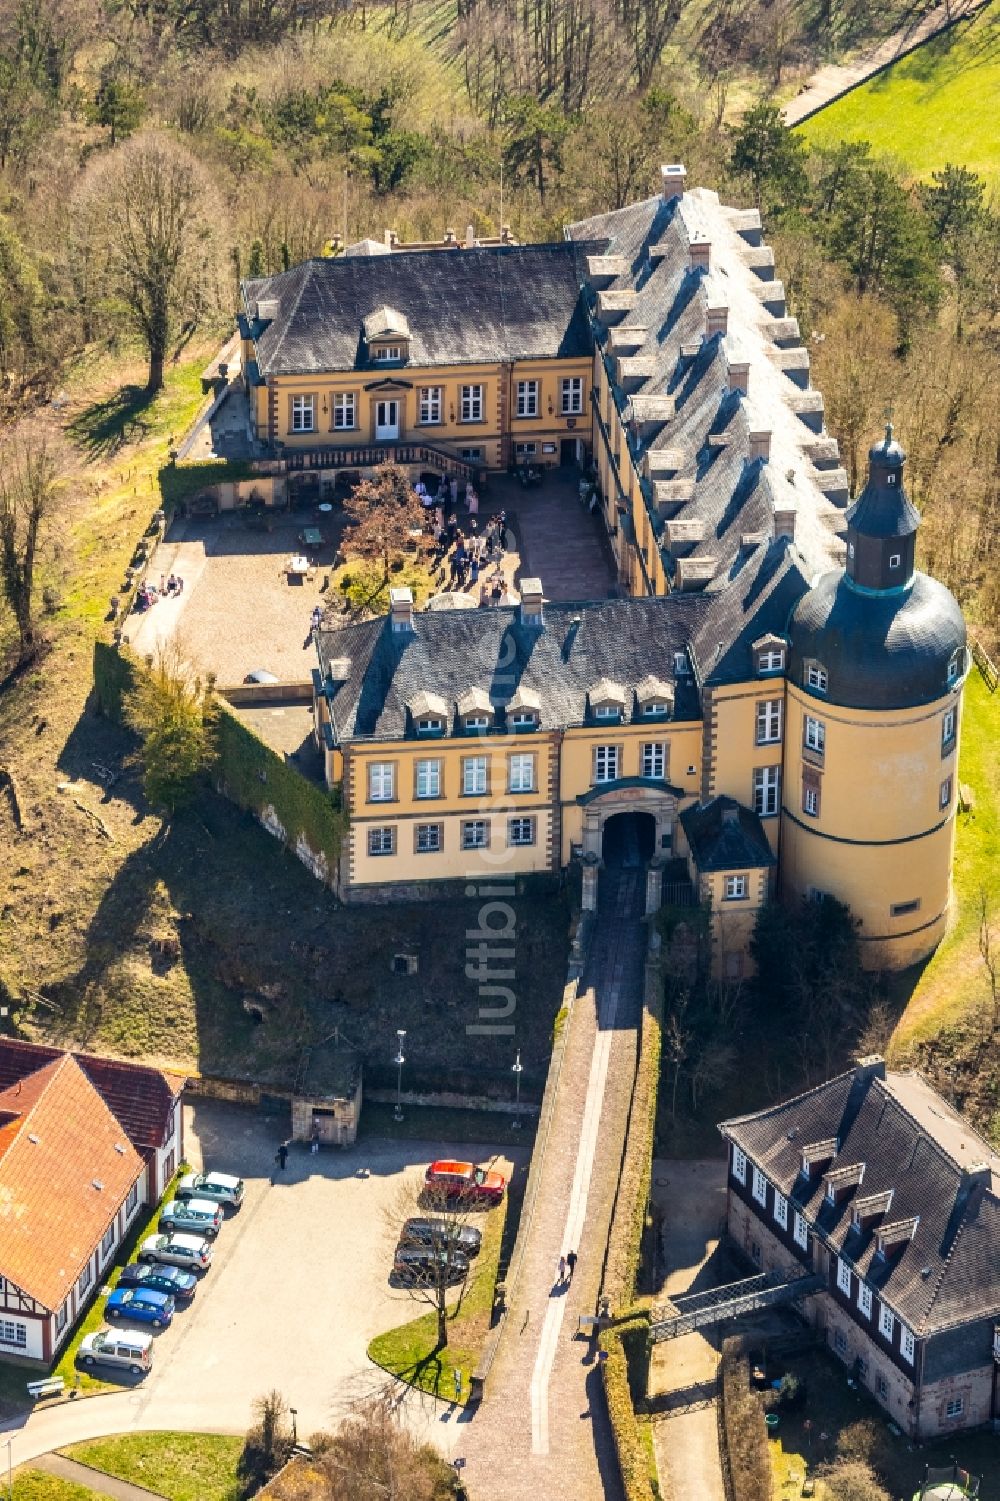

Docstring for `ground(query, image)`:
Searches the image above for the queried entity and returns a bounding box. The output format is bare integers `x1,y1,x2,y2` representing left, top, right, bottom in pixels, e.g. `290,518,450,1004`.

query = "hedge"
157,458,254,512
92,642,347,883
719,1338,771,1501
599,1321,656,1501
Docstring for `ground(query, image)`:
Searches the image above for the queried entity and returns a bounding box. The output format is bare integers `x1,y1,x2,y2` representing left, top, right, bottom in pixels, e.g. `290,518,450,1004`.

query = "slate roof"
0,1039,185,1154
720,1065,1000,1335
680,795,776,872
241,242,602,376
846,434,920,539
0,1055,145,1310
316,595,706,741
566,190,849,588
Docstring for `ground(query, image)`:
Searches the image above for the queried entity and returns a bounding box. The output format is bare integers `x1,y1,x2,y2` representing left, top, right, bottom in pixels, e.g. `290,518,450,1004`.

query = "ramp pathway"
32,1451,169,1500
782,0,988,125
460,869,647,1501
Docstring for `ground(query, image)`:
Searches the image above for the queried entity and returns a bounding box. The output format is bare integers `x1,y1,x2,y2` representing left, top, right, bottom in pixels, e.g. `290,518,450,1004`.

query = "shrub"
720,1339,771,1501
600,1323,656,1501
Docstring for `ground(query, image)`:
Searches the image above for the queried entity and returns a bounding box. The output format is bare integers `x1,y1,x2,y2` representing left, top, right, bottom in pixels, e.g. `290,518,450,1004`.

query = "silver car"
139,1233,213,1271
176,1171,245,1210
79,1328,153,1375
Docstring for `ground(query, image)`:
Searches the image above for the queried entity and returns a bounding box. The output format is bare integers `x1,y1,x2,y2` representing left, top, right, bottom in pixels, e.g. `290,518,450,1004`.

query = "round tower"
781,425,967,969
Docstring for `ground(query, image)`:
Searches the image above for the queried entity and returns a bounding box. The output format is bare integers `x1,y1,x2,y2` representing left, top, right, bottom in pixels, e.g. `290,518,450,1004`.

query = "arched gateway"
577,780,680,914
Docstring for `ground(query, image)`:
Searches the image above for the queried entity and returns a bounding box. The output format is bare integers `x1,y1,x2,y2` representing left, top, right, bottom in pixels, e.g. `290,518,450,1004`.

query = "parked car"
106,1287,175,1328
116,1263,197,1302
78,1328,153,1376
159,1198,223,1239
176,1171,245,1210
392,1246,470,1286
399,1217,482,1256
139,1233,213,1271
424,1160,506,1205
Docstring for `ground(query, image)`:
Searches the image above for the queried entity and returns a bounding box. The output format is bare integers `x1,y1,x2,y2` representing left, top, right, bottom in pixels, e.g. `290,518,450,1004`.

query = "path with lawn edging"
782,0,989,125
32,1453,169,1501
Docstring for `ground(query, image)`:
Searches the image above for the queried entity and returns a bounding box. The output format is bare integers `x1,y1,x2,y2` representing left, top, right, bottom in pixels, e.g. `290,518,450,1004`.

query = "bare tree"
309,1396,456,1499
341,464,428,585
74,131,218,393
0,419,67,665
384,1179,480,1350
978,887,999,1033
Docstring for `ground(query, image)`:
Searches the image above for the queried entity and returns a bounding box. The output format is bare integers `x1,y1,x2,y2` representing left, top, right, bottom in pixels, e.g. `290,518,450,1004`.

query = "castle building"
300,169,967,971
720,1058,1000,1438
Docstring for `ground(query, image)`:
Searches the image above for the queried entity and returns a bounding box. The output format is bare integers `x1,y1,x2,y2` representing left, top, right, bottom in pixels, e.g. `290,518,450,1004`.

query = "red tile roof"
0,1040,185,1152
0,1056,145,1311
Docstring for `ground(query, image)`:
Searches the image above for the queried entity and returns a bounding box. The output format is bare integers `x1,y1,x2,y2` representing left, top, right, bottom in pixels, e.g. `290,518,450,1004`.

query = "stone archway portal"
579,784,677,913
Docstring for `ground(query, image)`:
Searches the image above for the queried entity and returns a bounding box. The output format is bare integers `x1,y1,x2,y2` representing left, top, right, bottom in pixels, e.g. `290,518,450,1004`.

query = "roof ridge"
720,1067,856,1136
871,1077,969,1180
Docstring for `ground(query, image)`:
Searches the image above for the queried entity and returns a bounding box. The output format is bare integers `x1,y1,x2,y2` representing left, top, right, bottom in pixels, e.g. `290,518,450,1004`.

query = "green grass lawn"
367,1195,507,1404
65,1433,243,1501
890,667,1000,1053
798,2,1000,187
361,1101,536,1146
13,1474,103,1501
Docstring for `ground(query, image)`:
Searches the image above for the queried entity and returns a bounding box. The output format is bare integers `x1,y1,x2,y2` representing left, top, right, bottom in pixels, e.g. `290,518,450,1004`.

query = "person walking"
558,1254,567,1284
276,1141,289,1170
450,475,459,507
310,1124,320,1155
566,1249,578,1282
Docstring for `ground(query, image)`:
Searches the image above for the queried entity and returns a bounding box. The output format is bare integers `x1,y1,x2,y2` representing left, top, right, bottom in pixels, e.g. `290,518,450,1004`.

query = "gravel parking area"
96,1100,522,1442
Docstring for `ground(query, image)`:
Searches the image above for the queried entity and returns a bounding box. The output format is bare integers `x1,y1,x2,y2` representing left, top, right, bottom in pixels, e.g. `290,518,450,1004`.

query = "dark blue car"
117,1263,197,1303
106,1287,175,1328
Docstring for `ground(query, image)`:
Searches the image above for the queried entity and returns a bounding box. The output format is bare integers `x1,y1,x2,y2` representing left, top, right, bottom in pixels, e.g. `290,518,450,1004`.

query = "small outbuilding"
290,1033,362,1147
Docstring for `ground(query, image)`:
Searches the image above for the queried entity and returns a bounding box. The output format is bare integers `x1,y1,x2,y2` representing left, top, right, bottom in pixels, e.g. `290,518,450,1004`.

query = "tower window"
947,649,964,685
891,899,921,917
804,716,826,756
940,776,952,810
941,709,956,753
806,663,828,694
889,553,901,569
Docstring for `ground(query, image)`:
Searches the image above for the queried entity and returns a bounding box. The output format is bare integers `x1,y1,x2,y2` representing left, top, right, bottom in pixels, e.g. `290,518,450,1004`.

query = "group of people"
416,475,480,515
430,508,513,606
136,572,184,611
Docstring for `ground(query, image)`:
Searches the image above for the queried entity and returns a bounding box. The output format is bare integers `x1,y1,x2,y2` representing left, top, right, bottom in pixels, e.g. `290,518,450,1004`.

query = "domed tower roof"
788,425,966,710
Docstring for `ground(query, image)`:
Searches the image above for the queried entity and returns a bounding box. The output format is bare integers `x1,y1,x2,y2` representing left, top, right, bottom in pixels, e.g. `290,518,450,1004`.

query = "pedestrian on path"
558,1254,567,1283
310,1124,320,1155
566,1249,577,1282
276,1141,289,1170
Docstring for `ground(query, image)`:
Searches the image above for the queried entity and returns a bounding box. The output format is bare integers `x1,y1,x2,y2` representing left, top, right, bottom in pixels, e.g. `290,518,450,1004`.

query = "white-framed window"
940,776,952,810
593,745,620,783
947,649,963,685
332,392,356,430
724,875,748,901
858,1283,873,1319
806,662,828,693
774,1192,788,1230
461,819,489,849
889,553,901,569
753,765,780,817
942,708,956,750
78,1262,93,1299
418,386,443,424
460,447,482,462
758,647,785,674
368,826,395,857
837,1258,852,1295
291,394,315,433
101,1224,115,1258
464,714,489,731
901,1326,915,1364
803,783,820,818
415,823,442,854
460,384,484,422
856,1356,869,1382
368,762,395,802
416,717,442,735
516,379,539,418
515,441,537,458
462,755,488,796
732,1147,747,1184
756,699,782,744
126,1181,140,1217
508,817,535,847
560,376,584,414
594,703,620,721
511,710,538,731
876,1374,888,1400
752,1166,767,1205
508,753,535,793
374,345,402,362
55,1299,69,1334
415,759,442,799
643,701,668,717
946,1396,964,1419
878,1303,894,1342
793,1212,808,1250
0,1321,26,1349
804,716,826,755
673,651,691,676
641,743,666,779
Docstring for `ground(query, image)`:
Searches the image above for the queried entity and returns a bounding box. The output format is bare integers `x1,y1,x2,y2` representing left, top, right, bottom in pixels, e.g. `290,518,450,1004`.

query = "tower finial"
883,401,894,446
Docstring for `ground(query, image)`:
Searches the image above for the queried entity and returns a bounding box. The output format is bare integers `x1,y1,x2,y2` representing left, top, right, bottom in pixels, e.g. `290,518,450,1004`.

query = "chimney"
728,361,750,396
383,228,393,246
465,223,476,249
519,577,544,629
772,506,796,542
706,304,728,339
661,163,687,200
854,1054,886,1085
749,430,772,464
689,237,711,273
444,227,457,245
389,586,414,633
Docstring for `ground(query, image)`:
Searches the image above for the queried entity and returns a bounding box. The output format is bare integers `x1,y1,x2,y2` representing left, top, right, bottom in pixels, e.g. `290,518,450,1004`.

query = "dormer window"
363,305,410,364
594,704,620,721
588,678,626,723
407,690,448,736
464,714,489,732
416,717,443,736
456,686,495,734
643,701,668,717
511,710,538,731
374,345,402,363
635,675,674,720
753,635,786,676
889,553,901,569
947,649,964,686
806,662,828,694
673,652,690,676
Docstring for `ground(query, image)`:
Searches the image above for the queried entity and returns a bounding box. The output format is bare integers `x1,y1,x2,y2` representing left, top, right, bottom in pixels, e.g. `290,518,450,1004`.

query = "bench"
26,1377,64,1400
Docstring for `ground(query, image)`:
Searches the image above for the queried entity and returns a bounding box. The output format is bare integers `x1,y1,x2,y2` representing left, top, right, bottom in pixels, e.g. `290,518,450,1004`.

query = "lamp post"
289,1407,298,1447
394,1029,406,1122
511,1049,523,1129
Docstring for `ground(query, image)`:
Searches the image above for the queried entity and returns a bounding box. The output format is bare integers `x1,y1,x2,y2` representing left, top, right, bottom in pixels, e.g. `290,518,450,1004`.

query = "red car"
424,1160,507,1205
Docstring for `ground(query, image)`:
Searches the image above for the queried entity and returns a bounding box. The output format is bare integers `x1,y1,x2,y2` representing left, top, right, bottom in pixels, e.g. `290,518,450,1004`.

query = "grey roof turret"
844,424,921,591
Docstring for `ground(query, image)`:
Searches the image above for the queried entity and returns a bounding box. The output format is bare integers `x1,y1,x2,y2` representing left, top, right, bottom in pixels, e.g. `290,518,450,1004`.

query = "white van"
78,1327,153,1376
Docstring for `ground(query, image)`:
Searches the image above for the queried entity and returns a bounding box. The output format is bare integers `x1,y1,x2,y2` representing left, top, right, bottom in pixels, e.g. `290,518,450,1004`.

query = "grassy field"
889,667,1000,1054
367,1195,508,1404
65,1433,243,1501
12,1475,103,1501
798,2,1000,187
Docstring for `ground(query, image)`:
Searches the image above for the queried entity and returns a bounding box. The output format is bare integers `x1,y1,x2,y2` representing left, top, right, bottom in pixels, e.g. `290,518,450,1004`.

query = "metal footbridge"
650,1265,824,1343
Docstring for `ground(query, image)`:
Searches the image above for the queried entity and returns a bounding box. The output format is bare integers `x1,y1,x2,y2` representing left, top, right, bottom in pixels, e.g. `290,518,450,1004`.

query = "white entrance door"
375,400,400,440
